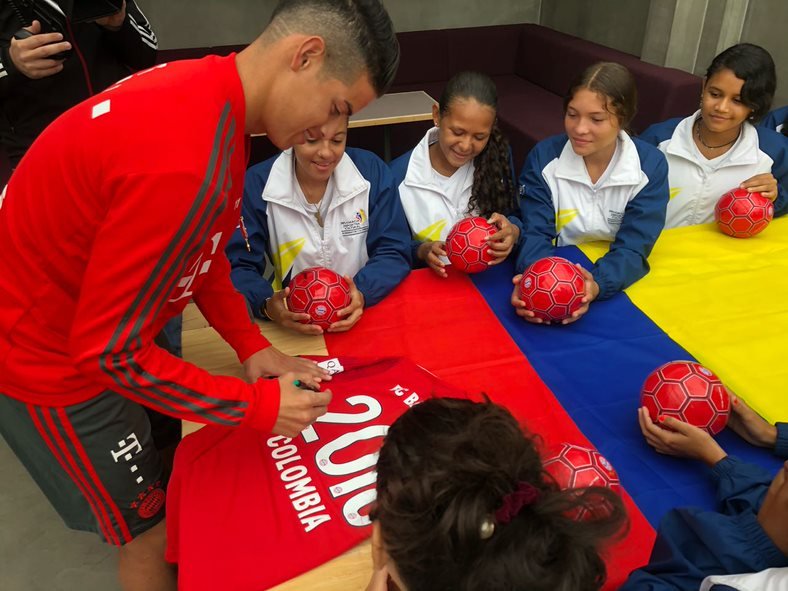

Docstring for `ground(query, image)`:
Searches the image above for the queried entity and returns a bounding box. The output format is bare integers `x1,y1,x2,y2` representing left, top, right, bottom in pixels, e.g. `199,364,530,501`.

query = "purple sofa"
373,23,702,168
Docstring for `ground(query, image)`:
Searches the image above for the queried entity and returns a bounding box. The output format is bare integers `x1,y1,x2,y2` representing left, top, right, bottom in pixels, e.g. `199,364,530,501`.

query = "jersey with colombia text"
165,356,469,591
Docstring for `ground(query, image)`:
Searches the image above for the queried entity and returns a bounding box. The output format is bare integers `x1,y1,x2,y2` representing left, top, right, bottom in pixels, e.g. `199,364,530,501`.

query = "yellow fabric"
580,218,788,424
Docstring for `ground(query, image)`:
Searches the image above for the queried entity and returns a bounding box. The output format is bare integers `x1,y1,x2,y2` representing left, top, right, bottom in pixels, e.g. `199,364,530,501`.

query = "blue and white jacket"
227,148,411,319
389,127,522,267
620,451,788,591
515,131,669,300
640,112,788,228
761,106,787,134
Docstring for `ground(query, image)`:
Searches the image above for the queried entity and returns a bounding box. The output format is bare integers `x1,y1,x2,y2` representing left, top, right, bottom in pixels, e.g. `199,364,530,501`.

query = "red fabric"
0,55,278,429
326,269,656,590
166,357,466,591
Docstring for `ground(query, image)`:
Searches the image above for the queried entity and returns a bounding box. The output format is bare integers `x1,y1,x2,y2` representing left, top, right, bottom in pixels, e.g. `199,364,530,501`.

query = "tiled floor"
0,438,119,591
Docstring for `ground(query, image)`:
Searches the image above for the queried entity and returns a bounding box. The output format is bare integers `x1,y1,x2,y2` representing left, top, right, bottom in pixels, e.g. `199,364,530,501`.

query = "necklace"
303,196,327,227
295,160,330,227
695,118,739,150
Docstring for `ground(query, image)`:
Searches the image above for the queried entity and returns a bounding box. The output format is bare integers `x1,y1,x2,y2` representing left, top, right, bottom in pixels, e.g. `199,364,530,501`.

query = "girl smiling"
640,43,787,228
513,62,669,324
227,117,411,334
390,71,521,277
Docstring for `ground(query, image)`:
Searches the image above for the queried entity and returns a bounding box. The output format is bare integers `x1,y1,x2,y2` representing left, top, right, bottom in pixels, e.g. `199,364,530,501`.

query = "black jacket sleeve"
99,0,157,71
0,3,29,90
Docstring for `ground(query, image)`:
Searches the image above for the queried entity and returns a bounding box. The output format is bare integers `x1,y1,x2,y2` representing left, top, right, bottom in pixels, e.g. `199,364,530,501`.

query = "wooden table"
180,304,374,591
349,90,435,161
251,90,436,162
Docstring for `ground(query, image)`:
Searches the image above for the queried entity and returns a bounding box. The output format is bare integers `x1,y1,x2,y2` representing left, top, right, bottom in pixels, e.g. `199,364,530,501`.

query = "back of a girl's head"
374,398,628,591
438,71,498,116
564,62,638,131
705,43,776,122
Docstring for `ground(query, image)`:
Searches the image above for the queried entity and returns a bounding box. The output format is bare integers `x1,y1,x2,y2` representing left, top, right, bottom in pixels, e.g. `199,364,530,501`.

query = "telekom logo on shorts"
169,232,222,302
110,433,145,485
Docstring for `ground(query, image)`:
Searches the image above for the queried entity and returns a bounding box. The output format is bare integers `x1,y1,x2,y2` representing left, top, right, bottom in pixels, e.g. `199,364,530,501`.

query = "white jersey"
227,147,411,316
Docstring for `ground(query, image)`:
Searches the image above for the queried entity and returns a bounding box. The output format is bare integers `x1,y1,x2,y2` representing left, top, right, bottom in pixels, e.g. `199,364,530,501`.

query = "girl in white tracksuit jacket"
227,118,411,335
512,62,669,324
640,43,787,229
389,71,522,278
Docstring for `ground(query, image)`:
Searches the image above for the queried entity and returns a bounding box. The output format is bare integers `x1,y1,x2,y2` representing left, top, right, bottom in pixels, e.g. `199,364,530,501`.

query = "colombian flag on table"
326,269,655,590
170,219,785,591
469,219,785,526
329,219,786,585
580,218,788,425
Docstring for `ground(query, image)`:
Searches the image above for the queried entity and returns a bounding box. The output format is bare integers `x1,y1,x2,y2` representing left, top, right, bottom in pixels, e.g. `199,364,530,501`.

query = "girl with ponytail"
389,71,521,277
512,62,669,324
366,398,628,591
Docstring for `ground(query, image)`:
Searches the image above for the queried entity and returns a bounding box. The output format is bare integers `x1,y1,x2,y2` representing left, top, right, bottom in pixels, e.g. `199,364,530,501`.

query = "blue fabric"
388,146,413,183
619,457,788,591
157,314,183,358
639,117,683,146
514,134,669,299
776,424,788,459
471,248,783,527
761,106,787,132
755,126,788,219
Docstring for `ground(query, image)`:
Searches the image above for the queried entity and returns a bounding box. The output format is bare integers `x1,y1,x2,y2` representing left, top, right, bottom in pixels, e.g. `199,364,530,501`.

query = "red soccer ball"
444,216,497,273
640,360,730,435
714,188,774,238
519,256,585,321
543,443,621,520
286,267,351,329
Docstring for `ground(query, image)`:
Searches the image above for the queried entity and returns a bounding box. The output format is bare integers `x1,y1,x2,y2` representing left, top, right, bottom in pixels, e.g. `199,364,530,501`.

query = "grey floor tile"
1,438,120,591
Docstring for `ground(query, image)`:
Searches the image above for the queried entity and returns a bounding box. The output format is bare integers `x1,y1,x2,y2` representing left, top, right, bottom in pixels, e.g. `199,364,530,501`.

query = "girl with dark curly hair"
390,71,521,277
365,397,628,591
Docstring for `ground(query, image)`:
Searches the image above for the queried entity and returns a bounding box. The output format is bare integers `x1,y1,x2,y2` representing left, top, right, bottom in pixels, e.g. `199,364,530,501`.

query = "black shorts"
0,391,176,545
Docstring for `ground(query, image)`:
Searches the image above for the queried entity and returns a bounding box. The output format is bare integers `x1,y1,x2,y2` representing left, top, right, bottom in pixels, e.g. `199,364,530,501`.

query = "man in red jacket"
0,1,399,589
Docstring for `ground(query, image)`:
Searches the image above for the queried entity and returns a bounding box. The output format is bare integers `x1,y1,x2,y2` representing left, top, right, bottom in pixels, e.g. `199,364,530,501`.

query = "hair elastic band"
494,481,541,524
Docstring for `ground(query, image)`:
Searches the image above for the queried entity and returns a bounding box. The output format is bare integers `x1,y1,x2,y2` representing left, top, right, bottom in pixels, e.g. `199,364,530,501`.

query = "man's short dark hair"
268,0,400,96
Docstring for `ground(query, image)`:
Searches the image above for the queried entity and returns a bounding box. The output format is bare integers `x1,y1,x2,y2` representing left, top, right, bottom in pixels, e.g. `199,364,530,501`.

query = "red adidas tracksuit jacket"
0,54,280,431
